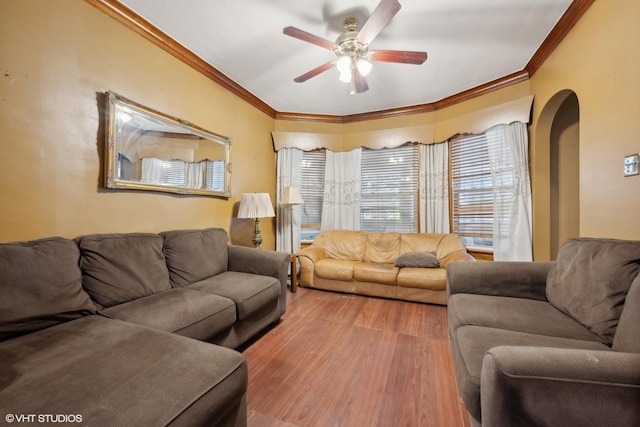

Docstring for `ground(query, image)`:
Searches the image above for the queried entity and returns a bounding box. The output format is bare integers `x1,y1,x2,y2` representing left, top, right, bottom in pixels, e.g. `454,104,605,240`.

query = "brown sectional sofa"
297,230,475,304
0,228,290,426
447,237,640,426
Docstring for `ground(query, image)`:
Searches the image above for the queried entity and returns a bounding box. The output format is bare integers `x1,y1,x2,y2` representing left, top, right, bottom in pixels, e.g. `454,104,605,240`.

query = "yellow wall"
274,81,532,149
530,0,640,258
549,94,580,259
0,0,277,247
2,0,638,255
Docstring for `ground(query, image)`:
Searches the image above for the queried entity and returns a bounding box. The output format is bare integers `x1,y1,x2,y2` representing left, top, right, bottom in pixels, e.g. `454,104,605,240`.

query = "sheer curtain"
141,158,186,186
420,142,450,233
485,122,533,261
321,148,361,230
185,161,204,189
276,148,303,252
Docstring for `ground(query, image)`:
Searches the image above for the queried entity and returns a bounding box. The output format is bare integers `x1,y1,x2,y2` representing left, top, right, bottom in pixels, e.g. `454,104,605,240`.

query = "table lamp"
238,193,275,248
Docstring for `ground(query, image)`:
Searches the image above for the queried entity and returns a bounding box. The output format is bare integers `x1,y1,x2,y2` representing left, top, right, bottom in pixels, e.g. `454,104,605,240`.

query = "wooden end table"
289,254,298,293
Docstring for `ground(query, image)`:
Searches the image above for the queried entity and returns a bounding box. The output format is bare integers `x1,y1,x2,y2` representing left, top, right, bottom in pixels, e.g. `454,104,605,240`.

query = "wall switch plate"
624,153,639,177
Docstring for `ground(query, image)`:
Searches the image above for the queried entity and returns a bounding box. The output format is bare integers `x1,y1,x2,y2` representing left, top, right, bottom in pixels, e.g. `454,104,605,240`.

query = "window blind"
300,150,325,240
360,145,419,233
204,160,225,191
450,134,493,250
141,158,187,186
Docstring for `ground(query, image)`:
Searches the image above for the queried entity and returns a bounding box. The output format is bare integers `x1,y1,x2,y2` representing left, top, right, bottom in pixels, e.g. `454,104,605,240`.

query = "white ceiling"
118,0,573,117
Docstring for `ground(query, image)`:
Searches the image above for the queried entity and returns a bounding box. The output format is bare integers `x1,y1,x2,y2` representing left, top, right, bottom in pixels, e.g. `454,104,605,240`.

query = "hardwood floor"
242,288,471,427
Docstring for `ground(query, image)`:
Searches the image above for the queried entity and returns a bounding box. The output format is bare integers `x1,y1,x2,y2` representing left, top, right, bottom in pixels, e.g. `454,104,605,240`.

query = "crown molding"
86,0,277,118
273,112,345,124
432,70,531,111
525,0,595,76
86,0,593,124
276,70,529,124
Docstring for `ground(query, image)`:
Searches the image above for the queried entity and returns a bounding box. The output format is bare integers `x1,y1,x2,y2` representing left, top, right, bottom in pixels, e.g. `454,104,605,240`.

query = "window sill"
468,250,494,261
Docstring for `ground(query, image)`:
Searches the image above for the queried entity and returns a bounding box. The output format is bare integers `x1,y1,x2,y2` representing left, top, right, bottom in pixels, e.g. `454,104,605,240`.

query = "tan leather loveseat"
297,230,475,305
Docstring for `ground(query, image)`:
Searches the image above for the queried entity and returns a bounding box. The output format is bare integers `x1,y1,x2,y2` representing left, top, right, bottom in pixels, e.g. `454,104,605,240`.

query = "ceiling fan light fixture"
336,56,352,73
356,58,372,76
283,0,427,94
339,69,352,83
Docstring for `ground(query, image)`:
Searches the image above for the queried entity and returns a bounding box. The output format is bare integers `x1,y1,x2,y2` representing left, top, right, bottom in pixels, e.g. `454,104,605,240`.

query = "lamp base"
251,218,263,249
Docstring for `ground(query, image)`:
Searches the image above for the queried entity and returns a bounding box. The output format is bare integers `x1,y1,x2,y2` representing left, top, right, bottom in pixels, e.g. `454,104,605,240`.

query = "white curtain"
185,161,204,189
321,148,361,230
276,148,303,253
485,122,533,261
141,157,186,186
141,157,162,183
419,142,450,233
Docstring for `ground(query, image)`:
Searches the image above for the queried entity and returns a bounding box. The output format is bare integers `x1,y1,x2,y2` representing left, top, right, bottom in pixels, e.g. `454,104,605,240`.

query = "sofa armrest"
228,245,290,279
481,346,640,427
228,245,290,313
446,261,554,301
297,245,326,264
296,245,327,287
440,250,476,268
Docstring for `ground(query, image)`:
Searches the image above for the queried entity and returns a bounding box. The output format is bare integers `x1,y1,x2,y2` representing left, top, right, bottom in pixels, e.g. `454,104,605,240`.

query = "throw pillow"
546,238,640,345
76,233,171,308
0,237,97,341
161,228,229,287
394,251,440,268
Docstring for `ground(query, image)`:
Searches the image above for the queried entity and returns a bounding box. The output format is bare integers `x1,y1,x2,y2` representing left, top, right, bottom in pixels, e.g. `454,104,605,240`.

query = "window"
141,158,187,186
300,150,325,242
140,158,224,190
299,145,420,240
450,134,493,251
204,160,225,191
361,145,419,233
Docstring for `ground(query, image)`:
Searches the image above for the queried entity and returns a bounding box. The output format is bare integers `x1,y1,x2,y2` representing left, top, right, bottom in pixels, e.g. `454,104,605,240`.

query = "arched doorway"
536,90,580,260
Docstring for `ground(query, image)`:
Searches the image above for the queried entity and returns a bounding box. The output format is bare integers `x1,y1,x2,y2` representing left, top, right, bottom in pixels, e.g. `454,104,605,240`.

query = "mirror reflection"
105,91,231,197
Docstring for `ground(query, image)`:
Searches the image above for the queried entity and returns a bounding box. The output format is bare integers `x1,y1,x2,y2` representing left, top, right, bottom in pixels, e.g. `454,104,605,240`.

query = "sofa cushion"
365,232,401,263
546,238,640,345
314,230,368,261
0,237,97,341
0,315,247,426
396,267,445,290
451,324,611,422
399,232,443,253
102,288,236,341
161,228,229,287
612,273,640,353
315,258,357,281
353,261,398,285
394,251,440,268
448,293,602,342
76,233,171,308
189,271,281,320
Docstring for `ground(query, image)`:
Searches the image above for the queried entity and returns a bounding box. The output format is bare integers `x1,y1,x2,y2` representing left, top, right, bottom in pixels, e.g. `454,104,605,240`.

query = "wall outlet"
624,153,639,177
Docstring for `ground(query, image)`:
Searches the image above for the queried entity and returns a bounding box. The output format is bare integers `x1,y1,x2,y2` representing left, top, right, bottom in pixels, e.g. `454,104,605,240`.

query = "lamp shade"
281,186,304,206
237,193,275,219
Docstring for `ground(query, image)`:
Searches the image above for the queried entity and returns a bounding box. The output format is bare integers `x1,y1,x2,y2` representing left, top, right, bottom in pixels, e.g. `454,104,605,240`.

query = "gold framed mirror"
105,91,232,197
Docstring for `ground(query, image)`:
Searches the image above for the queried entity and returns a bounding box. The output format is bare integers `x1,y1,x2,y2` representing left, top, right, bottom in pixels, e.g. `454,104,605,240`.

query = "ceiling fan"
283,0,427,95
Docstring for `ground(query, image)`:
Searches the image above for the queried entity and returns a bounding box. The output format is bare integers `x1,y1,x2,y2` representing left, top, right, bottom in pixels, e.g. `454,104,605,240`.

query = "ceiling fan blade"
369,50,428,65
294,62,335,83
283,26,337,51
353,68,369,94
356,0,401,46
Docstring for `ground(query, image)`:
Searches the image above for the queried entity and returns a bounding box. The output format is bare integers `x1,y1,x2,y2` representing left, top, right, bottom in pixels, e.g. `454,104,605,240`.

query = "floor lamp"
237,193,275,248
280,186,304,253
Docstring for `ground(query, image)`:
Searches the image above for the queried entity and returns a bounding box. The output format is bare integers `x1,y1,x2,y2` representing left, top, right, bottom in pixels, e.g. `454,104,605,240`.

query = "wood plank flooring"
242,288,471,427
